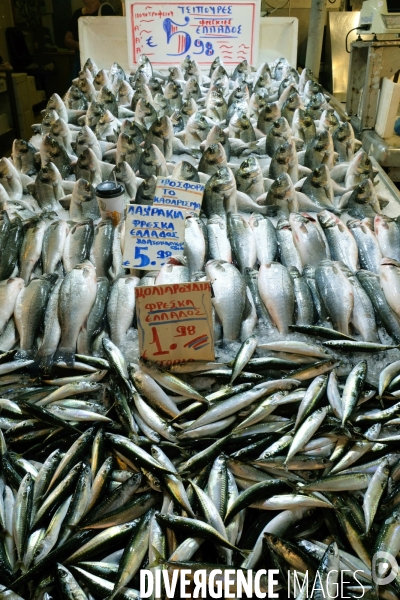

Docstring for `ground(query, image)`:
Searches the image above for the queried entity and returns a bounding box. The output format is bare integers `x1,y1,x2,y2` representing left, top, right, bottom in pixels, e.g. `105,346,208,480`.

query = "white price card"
153,176,205,216
122,204,185,270
126,0,261,68
135,282,215,365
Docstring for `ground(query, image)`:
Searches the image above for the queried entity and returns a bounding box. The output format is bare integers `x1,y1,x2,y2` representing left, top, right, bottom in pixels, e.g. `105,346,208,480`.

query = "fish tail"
38,353,55,375
14,349,34,361
13,559,27,576
55,347,75,367
148,546,166,568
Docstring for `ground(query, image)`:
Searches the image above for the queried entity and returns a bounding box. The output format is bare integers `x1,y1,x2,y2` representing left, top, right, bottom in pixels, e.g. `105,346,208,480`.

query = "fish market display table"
4,51,400,599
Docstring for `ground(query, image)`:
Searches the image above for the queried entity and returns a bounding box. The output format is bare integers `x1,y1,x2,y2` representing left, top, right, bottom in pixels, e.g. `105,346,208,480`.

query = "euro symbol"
146,36,157,47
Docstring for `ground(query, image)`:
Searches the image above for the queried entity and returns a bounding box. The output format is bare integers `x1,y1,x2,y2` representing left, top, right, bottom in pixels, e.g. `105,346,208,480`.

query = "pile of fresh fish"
2,337,400,599
1,54,400,599
1,54,399,358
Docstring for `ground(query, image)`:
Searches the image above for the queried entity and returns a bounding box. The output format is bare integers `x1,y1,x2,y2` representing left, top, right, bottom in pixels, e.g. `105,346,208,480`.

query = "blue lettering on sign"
158,178,205,192
162,16,214,55
127,205,185,220
177,5,233,14
163,17,191,55
145,36,157,47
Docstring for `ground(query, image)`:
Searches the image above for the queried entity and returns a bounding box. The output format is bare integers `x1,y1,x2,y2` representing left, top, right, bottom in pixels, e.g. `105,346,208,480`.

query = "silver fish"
57,260,97,365
14,274,57,359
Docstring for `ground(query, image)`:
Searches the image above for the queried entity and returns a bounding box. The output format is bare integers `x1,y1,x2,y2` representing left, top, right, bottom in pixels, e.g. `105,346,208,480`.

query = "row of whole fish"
3,204,400,366
0,54,400,600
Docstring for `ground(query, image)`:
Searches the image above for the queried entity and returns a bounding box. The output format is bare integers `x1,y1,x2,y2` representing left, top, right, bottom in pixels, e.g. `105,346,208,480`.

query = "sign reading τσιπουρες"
153,177,205,216
125,0,260,69
122,204,185,270
135,282,215,365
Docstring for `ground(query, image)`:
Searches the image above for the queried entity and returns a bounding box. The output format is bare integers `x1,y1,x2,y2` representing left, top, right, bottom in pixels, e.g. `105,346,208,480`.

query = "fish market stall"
3,47,400,600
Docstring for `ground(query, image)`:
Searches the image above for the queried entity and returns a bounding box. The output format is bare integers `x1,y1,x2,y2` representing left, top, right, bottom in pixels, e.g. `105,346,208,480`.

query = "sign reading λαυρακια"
122,203,185,270
135,282,215,365
153,176,205,216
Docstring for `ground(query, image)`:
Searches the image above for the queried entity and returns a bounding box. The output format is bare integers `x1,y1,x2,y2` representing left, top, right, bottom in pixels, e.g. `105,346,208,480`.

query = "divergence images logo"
372,552,399,586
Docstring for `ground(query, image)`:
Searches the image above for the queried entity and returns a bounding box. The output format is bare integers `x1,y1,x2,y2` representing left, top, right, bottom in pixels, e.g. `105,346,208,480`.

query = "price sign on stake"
122,204,185,270
135,282,215,365
153,177,205,216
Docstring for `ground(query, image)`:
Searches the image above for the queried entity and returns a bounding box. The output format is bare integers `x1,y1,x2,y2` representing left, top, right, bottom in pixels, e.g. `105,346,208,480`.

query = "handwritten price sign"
135,282,215,365
126,0,260,68
154,176,205,216
122,204,185,270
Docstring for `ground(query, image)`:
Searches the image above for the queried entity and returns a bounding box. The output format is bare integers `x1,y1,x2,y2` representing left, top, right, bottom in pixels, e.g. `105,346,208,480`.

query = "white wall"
0,0,14,63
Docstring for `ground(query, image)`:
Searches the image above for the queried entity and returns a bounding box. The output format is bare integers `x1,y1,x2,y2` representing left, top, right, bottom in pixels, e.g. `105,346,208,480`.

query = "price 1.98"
149,325,197,355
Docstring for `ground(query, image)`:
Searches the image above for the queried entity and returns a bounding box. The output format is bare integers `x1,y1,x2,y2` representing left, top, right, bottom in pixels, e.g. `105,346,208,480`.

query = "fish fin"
148,546,165,568
13,559,27,576
378,197,389,209
37,353,55,375
265,205,281,217
55,348,75,367
14,349,34,361
332,424,355,439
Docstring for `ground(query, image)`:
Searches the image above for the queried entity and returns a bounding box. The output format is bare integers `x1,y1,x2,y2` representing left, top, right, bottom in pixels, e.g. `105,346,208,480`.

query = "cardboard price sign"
122,204,185,270
126,0,261,68
153,177,205,215
135,282,215,365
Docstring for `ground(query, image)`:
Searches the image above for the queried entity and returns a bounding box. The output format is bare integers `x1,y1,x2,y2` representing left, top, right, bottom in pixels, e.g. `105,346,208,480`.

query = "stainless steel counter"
362,129,400,182
370,155,400,216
